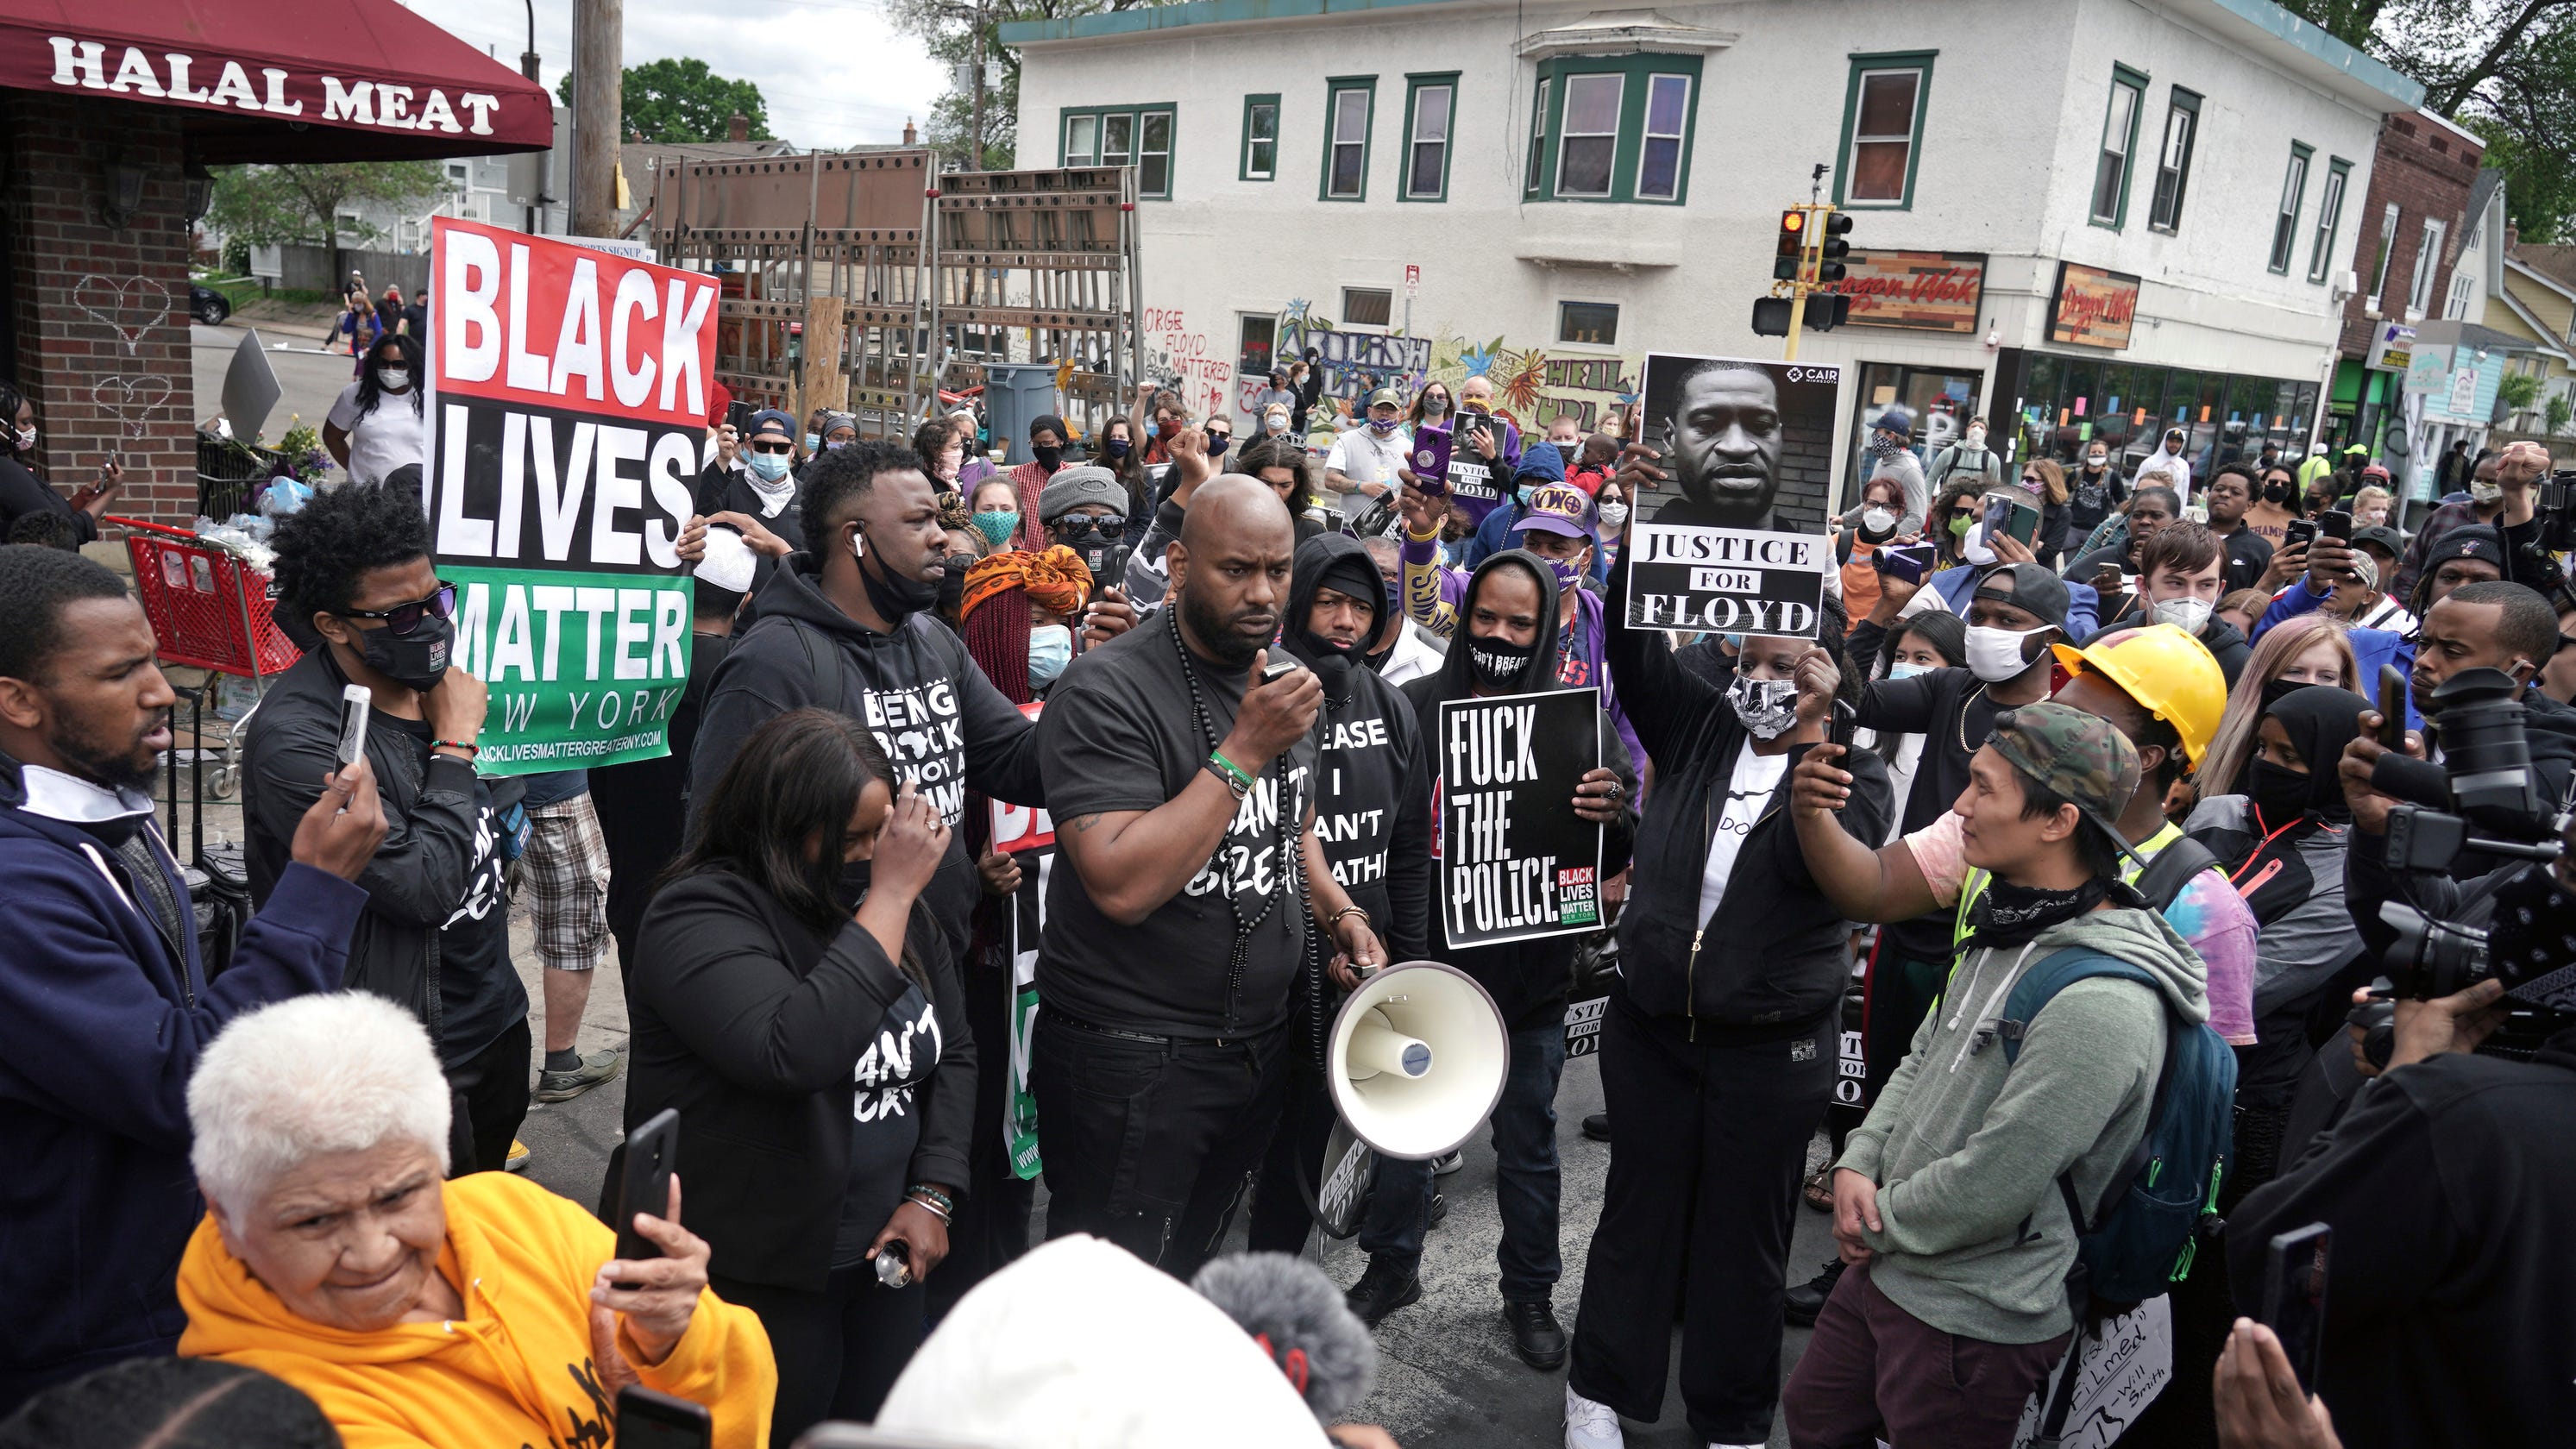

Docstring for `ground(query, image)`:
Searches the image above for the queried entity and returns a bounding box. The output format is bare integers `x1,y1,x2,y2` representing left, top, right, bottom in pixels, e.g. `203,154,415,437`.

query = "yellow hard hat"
2051,623,2227,769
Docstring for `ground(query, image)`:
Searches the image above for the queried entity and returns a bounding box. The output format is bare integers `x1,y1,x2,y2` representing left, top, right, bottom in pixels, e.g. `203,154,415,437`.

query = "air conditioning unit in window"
2330,269,2359,303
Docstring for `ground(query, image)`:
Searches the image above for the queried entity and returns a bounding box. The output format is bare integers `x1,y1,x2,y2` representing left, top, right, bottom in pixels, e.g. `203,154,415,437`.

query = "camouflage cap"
1987,700,2142,860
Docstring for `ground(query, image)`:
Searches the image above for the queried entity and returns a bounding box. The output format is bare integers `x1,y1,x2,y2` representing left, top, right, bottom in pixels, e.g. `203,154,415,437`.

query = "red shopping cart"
108,516,301,799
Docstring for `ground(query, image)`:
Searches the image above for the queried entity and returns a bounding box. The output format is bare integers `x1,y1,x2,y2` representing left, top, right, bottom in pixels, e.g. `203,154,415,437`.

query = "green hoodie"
1835,905,2208,1344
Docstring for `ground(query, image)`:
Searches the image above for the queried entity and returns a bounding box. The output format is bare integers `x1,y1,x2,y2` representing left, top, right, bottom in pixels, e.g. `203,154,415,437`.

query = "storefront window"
1852,361,1985,499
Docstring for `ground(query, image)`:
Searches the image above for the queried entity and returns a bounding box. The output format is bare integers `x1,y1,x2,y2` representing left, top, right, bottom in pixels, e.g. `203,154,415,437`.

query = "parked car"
188,284,232,325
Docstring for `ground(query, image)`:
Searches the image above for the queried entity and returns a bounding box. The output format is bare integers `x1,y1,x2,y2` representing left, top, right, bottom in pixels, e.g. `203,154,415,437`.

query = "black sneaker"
1783,1258,1844,1328
1580,1113,1611,1142
1344,1256,1423,1328
534,1049,622,1103
1505,1298,1568,1371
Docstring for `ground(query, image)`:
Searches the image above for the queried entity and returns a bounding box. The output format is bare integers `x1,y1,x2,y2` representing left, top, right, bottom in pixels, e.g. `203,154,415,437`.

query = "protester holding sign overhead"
1567,526,1891,1449
1375,549,1635,1372
1030,476,1385,1282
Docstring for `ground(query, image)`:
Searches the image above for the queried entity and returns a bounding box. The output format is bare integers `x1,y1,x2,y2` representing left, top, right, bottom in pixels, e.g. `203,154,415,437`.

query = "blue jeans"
1368,1023,1566,1302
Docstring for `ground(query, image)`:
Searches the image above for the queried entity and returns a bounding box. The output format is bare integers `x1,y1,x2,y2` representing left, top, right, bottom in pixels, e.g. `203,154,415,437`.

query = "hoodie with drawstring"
692,551,1046,957
1834,905,2209,1345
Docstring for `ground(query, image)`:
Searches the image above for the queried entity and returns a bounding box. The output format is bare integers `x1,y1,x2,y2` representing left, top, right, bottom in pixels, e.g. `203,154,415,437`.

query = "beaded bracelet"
429,739,479,756
907,1183,957,1220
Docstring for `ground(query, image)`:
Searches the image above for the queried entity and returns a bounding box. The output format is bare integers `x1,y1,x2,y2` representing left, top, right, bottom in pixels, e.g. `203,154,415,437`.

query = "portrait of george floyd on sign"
424,216,718,775
1624,351,1842,640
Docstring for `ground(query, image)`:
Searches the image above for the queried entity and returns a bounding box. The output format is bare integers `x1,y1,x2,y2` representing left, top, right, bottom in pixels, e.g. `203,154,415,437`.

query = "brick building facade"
2330,108,2485,455
2,94,199,527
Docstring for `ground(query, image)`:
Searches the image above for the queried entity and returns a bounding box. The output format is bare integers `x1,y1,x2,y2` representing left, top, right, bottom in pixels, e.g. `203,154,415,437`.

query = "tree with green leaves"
2278,0,2576,241
204,161,447,255
556,59,771,145
2543,389,2571,436
890,0,1178,169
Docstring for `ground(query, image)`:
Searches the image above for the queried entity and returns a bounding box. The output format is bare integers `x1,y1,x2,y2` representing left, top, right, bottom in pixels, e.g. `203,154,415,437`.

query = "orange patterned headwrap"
964,545,1093,619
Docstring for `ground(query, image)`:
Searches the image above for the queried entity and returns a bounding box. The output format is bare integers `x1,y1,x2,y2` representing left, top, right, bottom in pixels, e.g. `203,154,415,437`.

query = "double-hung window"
1403,74,1457,200
1837,53,1933,208
2268,143,2312,274
1323,78,1374,200
1059,104,1176,198
2307,157,2350,284
2146,88,2199,232
2092,66,2146,227
1520,54,1702,204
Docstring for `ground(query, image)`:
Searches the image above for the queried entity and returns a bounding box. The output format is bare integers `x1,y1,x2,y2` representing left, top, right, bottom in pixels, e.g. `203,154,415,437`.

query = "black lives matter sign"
1436,687,1602,949
1623,524,1828,640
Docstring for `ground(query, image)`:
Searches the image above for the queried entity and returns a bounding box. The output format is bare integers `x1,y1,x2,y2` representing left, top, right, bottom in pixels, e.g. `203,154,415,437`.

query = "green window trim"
2269,141,2315,275
1240,93,1280,182
2307,156,2352,285
2089,63,2148,230
2146,86,2201,234
1519,53,1703,206
1059,103,1178,199
1400,72,1459,202
1832,50,1936,210
1320,76,1377,203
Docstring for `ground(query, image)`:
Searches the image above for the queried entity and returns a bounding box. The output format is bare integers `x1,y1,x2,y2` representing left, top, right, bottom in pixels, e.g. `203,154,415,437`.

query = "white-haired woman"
175,993,777,1449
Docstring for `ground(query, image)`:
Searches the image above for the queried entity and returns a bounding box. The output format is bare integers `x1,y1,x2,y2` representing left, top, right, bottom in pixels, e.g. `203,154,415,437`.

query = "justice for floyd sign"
1623,524,1829,639
1436,687,1603,949
425,217,717,775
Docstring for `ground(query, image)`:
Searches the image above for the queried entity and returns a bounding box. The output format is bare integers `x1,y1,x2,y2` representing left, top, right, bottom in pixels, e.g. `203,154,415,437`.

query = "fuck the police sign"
424,217,716,774
1434,687,1603,949
1623,524,1827,640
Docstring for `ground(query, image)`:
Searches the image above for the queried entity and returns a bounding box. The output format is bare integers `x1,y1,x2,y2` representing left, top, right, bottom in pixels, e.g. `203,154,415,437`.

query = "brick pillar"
3,93,197,527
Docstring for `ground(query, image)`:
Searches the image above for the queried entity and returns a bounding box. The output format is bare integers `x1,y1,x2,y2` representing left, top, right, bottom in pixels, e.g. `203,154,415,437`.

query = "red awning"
0,0,551,163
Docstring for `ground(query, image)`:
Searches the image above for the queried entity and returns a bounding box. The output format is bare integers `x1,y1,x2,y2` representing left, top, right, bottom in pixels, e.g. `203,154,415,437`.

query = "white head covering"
696,526,759,594
875,1236,1329,1449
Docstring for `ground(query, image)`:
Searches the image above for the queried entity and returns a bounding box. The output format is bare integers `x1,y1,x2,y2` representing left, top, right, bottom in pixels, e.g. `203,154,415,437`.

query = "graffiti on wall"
1140,306,1235,422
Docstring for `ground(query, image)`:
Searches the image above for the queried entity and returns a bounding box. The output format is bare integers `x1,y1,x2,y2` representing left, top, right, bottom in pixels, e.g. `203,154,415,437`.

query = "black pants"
927,947,1037,1322
446,1017,531,1176
1031,1009,1288,1280
1247,1053,1336,1255
1569,985,1834,1444
712,1264,922,1448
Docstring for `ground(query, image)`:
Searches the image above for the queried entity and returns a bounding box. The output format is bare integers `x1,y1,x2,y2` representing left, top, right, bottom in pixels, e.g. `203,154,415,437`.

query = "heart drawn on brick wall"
91,373,174,458
73,274,168,356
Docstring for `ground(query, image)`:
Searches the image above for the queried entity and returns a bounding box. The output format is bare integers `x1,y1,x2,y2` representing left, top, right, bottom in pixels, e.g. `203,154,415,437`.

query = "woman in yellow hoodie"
174,991,776,1449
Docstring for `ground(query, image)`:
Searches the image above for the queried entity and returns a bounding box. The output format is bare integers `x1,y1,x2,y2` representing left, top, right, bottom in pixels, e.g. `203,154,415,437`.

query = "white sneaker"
1564,1385,1624,1449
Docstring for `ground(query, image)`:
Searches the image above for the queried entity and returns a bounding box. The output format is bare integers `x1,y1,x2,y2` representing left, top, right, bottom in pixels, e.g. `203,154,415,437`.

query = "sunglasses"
749,439,795,455
1054,515,1128,536
339,583,456,637
2020,473,2043,484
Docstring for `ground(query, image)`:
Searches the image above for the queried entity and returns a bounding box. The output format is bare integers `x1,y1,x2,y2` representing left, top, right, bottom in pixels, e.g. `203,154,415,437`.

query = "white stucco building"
1004,0,2422,519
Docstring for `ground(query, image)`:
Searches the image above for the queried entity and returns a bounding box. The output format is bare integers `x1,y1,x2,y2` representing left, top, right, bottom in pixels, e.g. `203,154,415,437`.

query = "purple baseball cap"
1510,482,1596,542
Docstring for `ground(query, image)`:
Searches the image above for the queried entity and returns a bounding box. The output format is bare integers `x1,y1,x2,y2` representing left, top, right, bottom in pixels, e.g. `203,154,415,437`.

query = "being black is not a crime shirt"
1035,616,1318,1038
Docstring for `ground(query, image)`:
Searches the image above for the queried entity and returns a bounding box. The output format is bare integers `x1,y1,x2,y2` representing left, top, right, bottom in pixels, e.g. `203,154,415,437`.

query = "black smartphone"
617,1385,712,1449
2320,509,2353,542
613,1108,679,1284
2284,519,2318,550
2260,1223,2331,1395
1880,543,1936,585
2378,662,2408,751
724,400,752,435
1087,542,1131,604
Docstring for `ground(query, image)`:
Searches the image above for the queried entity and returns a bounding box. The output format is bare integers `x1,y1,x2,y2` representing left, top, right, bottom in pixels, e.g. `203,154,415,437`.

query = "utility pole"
520,0,543,235
969,0,986,172
572,0,622,237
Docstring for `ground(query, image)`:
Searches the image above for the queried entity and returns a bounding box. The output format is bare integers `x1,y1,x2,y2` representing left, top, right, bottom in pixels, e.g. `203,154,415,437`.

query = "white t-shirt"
326,382,427,488
1325,424,1411,494
1694,739,1790,925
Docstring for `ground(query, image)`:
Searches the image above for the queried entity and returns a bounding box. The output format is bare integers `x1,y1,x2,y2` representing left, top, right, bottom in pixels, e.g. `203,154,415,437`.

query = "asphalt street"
189,320,358,444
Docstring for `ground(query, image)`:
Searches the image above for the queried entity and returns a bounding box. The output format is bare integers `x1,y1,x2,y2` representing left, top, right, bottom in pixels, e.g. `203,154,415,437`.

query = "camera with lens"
2372,668,2570,1001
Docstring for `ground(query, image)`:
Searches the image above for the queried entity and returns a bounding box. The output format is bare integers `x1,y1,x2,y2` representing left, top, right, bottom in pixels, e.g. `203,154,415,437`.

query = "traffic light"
1816,211,1854,283
1750,295,1848,336
1807,294,1852,330
1773,209,1806,282
1751,297,1795,336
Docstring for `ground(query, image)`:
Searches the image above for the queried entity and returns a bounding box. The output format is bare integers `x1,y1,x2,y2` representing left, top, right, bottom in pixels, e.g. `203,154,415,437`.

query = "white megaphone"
1325,959,1509,1161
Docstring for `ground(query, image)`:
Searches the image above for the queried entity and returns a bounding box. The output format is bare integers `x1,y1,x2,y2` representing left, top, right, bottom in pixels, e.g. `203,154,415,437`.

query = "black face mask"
1032,444,1063,473
2262,480,2294,505
1293,629,1358,700
833,857,873,915
935,552,974,615
1205,434,1230,460
354,615,454,693
1467,632,1535,691
2243,758,2314,828
1959,875,2111,955
855,526,941,622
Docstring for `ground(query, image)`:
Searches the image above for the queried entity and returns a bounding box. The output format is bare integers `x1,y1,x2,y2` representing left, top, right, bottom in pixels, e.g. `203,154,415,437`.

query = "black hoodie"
1281,533,1432,961
1402,549,1637,1030
1604,544,1894,1033
691,552,1046,956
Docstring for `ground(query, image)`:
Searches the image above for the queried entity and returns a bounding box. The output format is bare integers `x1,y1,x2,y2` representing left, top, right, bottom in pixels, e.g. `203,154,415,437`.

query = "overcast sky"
412,0,952,148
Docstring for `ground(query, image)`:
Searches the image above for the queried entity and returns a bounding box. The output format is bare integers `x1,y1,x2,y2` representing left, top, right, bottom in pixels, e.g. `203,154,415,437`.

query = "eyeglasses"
1053,516,1128,537
338,583,456,637
749,439,795,455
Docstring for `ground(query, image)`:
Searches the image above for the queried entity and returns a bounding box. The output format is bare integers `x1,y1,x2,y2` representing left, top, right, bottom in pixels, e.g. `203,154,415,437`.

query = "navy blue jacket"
0,790,364,1412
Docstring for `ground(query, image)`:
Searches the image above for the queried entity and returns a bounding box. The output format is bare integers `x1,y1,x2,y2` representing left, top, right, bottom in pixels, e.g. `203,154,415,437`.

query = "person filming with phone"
173,993,778,1449
623,709,973,1440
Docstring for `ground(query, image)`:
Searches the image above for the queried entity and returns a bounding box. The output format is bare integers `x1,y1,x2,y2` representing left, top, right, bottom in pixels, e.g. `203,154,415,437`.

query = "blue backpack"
1997,947,2236,1308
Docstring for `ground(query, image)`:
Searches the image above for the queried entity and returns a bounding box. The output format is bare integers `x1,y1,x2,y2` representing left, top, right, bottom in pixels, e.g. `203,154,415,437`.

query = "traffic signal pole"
1755,201,1850,353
